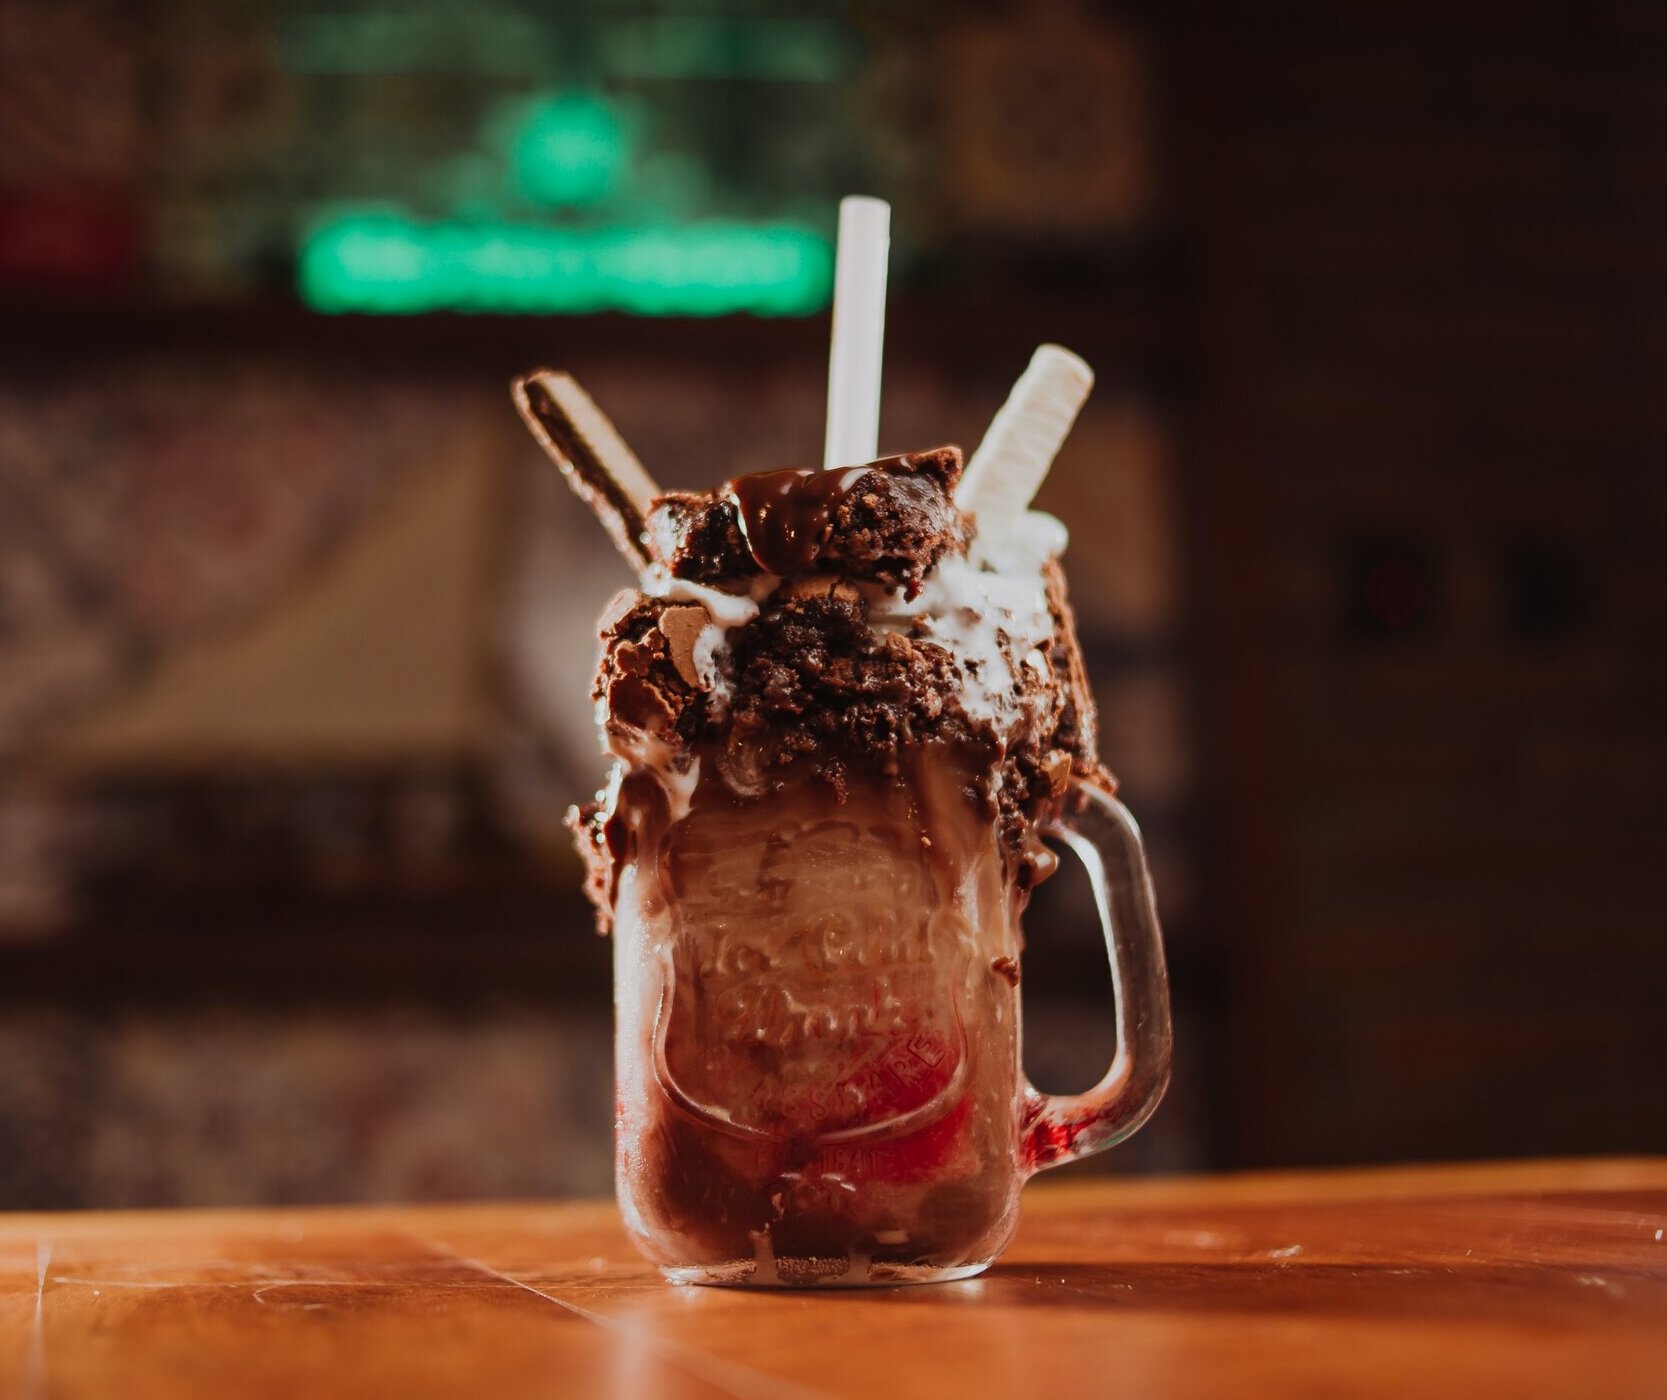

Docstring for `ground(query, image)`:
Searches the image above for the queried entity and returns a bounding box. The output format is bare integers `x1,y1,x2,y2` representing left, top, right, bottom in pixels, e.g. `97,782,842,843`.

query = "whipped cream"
868,511,1067,740
641,564,769,629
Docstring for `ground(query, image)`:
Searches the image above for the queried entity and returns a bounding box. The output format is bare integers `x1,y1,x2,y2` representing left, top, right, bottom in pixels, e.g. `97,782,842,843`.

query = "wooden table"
3,1159,1664,1399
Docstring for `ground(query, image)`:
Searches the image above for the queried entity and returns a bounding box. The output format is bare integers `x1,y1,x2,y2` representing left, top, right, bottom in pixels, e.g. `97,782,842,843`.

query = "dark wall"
1177,0,1667,1165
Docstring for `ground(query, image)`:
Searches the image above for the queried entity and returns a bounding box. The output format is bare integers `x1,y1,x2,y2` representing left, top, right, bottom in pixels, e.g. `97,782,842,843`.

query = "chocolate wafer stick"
512,370,661,571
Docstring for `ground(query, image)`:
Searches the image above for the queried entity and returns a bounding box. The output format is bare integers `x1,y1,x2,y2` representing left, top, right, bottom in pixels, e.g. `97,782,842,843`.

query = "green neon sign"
508,94,629,208
298,213,833,316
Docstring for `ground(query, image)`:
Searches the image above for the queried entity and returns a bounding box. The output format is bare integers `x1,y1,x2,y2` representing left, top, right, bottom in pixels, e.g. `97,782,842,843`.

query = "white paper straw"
823,195,891,469
958,344,1094,537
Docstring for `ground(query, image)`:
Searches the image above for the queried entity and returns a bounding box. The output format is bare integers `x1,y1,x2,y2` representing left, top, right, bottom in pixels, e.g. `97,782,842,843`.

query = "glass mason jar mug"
611,744,1171,1286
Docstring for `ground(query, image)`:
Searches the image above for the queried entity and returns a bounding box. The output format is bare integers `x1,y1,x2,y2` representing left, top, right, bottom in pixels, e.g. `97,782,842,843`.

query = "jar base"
659,1258,992,1289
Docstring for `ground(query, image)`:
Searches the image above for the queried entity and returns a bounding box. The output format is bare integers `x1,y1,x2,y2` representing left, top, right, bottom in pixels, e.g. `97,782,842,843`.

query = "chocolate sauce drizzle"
723,457,909,576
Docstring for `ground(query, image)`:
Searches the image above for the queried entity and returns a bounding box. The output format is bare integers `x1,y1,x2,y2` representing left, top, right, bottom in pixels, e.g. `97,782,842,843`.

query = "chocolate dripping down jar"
606,721,1171,1287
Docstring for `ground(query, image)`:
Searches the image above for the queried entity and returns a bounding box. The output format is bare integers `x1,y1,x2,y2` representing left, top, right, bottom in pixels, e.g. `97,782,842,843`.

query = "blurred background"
2,0,1664,1209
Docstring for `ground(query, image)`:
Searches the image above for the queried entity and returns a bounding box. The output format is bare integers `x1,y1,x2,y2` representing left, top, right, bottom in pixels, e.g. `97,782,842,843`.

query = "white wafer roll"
958,344,1094,544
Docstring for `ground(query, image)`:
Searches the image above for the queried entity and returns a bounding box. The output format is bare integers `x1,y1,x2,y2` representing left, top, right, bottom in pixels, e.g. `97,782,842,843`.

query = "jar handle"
1022,780,1173,1174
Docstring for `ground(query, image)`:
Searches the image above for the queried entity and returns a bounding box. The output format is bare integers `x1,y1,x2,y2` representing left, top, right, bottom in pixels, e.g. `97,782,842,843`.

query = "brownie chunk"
591,591,709,749
646,447,967,597
719,579,992,795
644,492,750,585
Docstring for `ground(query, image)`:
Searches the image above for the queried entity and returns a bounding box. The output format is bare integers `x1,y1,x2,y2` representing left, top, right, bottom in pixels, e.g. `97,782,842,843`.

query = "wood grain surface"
2,1159,1663,1399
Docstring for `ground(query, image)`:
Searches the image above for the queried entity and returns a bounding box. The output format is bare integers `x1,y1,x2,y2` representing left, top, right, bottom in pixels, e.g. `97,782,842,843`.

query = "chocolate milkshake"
511,198,1172,1281
519,372,1158,1280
